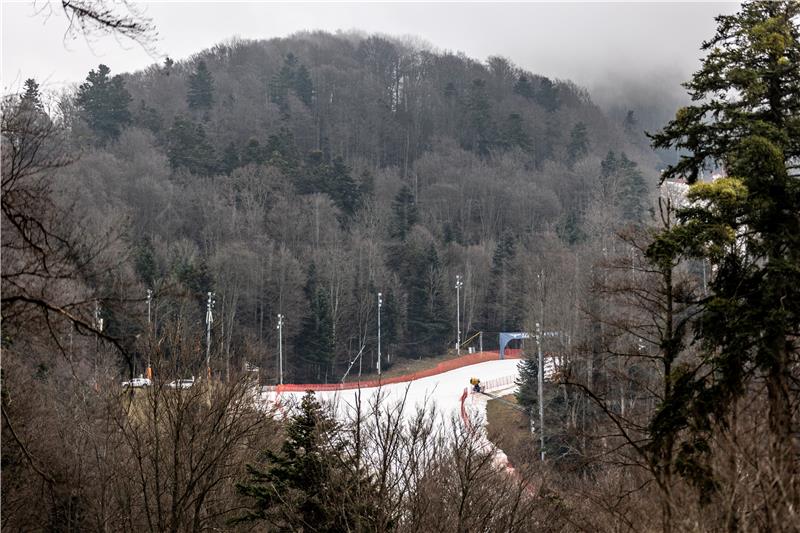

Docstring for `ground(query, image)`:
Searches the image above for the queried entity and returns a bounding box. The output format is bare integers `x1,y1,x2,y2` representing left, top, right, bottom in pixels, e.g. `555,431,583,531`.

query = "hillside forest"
3,1,798,530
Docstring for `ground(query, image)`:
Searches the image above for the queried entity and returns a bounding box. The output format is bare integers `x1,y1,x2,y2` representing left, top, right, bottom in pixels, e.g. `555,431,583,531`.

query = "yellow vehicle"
469,377,481,392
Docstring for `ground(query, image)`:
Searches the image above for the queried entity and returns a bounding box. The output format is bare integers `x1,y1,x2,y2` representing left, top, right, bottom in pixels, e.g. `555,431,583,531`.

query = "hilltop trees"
187,59,214,112
76,64,132,143
43,30,657,380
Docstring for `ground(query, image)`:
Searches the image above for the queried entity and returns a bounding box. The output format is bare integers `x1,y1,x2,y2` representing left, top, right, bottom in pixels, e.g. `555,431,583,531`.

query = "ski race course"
263,352,523,431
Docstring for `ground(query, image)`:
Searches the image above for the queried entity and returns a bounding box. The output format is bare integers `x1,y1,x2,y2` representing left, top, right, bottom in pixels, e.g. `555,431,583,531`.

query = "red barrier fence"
460,387,470,428
275,349,523,393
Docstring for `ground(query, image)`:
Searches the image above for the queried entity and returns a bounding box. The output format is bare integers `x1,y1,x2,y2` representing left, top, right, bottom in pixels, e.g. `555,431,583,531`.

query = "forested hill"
58,31,658,382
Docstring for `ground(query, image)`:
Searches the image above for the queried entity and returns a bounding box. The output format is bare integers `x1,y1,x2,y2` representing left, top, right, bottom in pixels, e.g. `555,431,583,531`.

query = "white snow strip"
265,359,522,425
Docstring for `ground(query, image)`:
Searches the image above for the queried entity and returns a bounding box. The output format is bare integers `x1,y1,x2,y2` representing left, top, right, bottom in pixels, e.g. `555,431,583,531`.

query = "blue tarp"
499,332,529,359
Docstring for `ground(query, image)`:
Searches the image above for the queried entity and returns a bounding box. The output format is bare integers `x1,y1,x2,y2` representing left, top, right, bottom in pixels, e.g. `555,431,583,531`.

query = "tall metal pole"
277,313,284,385
455,275,463,356
147,289,152,326
146,289,153,380
206,292,214,379
536,321,545,461
377,292,383,376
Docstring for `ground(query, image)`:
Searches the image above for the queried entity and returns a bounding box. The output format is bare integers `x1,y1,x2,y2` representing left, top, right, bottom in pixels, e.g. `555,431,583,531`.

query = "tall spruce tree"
464,79,496,157
76,64,132,143
187,60,215,112
166,116,217,175
237,392,378,530
389,185,418,241
648,0,800,505
566,121,590,168
485,232,520,332
293,64,314,107
20,79,44,114
295,265,335,381
405,243,449,356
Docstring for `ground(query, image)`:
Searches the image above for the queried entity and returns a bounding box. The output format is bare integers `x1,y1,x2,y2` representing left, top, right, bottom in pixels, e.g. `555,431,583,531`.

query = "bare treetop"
56,0,156,48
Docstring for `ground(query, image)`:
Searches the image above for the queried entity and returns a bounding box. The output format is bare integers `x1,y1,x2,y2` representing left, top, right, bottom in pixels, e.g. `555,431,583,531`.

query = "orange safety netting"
275,349,523,393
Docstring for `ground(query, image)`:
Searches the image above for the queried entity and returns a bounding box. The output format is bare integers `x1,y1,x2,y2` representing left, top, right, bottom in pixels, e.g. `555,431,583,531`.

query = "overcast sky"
2,1,738,105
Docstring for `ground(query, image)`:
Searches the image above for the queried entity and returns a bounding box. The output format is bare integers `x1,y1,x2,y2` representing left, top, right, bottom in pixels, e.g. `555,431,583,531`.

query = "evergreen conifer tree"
166,116,217,175
295,265,335,380
464,79,495,156
187,60,215,111
219,142,240,174
566,122,590,168
76,64,132,143
389,185,418,241
513,75,535,99
237,392,377,530
293,64,314,107
502,113,532,152
536,77,559,112
20,79,44,114
648,0,800,501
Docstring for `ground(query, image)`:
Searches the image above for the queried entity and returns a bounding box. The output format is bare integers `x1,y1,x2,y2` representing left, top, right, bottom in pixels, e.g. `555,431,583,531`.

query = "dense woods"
2,1,798,531
23,31,657,382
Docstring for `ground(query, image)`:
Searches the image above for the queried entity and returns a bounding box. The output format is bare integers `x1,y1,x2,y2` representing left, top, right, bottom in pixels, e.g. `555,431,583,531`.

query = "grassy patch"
486,394,538,469
342,349,464,382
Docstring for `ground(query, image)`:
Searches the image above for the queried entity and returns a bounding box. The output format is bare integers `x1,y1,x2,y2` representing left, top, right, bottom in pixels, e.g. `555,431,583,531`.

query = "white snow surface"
267,358,522,425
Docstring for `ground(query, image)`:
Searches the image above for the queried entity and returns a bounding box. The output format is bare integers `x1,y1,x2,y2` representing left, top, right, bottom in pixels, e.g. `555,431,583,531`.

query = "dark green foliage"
293,64,314,107
269,53,315,114
619,155,648,222
557,208,585,245
20,79,44,114
502,113,532,152
485,232,521,332
623,109,638,134
166,116,217,175
444,81,458,99
295,265,335,380
134,238,157,285
237,392,379,530
265,128,300,174
219,142,240,174
651,1,800,183
172,256,212,297
187,60,214,111
536,77,559,112
76,64,132,143
566,122,589,167
463,79,496,157
134,99,163,134
404,243,449,356
241,139,264,167
648,0,800,497
326,156,361,219
600,151,648,222
513,75,535,99
296,153,361,220
381,290,400,353
389,185,417,241
516,356,576,463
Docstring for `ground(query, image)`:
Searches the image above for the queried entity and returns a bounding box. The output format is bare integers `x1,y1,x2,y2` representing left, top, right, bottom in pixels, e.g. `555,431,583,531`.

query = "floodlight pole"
377,292,383,376
455,275,463,356
206,292,215,379
536,321,545,461
146,289,153,379
277,314,284,385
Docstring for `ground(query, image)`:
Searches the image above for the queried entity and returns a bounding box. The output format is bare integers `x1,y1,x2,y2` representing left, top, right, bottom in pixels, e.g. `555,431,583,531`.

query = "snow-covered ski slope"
268,358,522,425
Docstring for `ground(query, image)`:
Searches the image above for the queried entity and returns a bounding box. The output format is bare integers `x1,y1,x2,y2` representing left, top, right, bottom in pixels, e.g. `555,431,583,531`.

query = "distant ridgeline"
56,31,657,382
